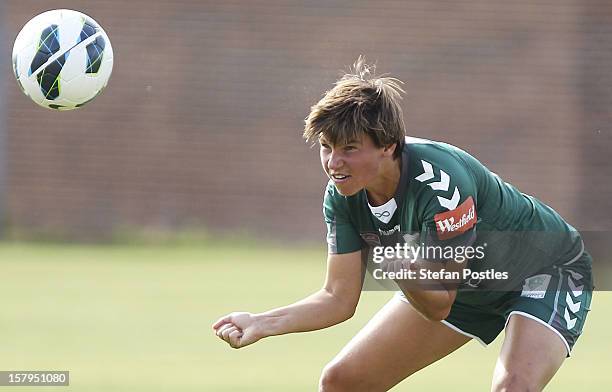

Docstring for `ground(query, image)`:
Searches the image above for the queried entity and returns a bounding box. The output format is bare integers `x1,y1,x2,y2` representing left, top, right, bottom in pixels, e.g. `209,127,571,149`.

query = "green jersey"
323,137,583,291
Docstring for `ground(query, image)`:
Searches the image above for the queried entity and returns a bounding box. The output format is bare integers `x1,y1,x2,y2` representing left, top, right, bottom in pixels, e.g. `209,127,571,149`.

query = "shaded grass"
0,242,609,391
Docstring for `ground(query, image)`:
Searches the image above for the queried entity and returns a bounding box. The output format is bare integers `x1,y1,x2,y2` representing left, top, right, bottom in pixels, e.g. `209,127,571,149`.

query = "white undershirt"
368,198,397,224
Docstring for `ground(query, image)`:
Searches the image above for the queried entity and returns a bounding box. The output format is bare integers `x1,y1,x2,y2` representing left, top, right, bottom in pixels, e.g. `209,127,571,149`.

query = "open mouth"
330,173,351,183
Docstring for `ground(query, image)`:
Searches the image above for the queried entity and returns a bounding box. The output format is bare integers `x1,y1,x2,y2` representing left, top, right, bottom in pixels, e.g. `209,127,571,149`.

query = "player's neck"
365,158,401,207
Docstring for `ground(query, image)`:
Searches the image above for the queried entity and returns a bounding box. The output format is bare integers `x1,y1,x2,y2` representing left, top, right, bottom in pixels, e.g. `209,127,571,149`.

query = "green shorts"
396,251,593,356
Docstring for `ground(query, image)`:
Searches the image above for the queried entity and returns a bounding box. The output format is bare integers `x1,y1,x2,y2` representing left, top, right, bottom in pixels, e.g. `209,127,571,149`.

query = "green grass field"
0,240,610,391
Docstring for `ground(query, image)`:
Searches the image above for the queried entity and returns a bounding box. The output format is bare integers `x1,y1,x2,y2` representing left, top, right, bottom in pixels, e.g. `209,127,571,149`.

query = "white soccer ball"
12,9,113,110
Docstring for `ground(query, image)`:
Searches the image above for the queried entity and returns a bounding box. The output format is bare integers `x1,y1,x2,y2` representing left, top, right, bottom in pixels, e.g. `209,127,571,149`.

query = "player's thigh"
320,296,471,392
491,314,567,392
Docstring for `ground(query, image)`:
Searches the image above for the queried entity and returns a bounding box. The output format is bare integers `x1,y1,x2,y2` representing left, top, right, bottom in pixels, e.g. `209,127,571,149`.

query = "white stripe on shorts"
505,311,571,357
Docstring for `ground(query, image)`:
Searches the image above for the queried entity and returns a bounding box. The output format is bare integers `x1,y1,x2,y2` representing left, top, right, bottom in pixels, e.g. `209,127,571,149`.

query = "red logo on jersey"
434,196,477,240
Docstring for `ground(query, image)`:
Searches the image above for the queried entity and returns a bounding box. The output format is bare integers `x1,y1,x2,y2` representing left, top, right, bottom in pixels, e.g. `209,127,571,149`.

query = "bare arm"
213,250,364,348
399,283,457,321
255,250,364,335
392,257,467,321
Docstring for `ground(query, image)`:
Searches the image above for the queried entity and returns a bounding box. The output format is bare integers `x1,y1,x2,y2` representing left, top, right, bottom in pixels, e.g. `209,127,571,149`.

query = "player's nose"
327,149,344,170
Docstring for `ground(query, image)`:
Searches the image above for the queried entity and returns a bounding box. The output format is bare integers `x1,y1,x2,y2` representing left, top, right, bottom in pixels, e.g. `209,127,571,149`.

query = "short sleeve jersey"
323,137,583,289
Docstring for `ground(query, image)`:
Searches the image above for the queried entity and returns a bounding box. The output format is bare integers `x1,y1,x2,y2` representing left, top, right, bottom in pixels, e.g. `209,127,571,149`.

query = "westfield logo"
433,196,477,240
436,205,475,233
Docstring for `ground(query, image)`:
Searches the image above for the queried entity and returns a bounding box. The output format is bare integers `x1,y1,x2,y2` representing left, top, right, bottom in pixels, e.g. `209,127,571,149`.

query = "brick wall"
2,0,611,241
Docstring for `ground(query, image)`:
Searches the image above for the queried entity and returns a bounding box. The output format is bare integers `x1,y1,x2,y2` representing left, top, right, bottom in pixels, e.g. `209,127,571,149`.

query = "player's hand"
212,312,264,349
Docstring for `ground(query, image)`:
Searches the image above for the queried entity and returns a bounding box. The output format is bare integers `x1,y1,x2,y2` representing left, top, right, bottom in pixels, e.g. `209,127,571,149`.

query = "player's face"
319,133,390,196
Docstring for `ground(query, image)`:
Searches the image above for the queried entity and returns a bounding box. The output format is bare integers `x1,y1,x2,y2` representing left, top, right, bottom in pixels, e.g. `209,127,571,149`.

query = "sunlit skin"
319,133,401,206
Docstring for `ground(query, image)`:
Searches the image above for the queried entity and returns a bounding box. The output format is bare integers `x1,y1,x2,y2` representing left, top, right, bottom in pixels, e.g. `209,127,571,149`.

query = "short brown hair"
304,56,406,159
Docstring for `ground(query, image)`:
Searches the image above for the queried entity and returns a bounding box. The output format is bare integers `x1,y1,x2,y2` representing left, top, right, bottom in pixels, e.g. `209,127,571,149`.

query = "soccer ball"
12,9,113,110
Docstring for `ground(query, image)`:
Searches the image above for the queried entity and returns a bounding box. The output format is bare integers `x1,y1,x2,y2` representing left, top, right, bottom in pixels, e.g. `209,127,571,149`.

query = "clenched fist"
212,312,265,349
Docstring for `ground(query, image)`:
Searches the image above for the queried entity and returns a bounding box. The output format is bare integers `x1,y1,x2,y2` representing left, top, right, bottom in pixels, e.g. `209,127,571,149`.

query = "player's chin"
334,182,362,197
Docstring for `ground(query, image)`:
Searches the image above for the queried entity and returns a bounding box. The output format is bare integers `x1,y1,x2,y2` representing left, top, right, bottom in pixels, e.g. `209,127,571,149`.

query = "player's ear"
383,143,396,157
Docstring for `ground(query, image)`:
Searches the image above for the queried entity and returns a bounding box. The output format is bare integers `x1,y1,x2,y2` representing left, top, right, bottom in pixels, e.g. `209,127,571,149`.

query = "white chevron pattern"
437,187,460,210
567,276,583,298
564,270,584,330
568,270,583,281
429,170,450,191
414,160,461,210
564,309,577,329
415,160,434,182
566,292,581,313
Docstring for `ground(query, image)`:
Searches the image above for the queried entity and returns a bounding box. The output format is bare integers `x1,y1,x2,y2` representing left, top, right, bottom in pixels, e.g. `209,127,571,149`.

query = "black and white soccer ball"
12,9,113,110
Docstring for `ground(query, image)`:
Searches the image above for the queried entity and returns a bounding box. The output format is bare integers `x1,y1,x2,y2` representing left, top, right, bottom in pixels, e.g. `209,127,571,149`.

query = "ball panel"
36,54,66,100
79,19,99,43
28,24,60,76
85,36,106,74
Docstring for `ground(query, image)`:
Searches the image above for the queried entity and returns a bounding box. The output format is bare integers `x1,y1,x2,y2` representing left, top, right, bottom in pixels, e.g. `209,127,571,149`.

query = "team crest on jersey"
433,196,477,240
